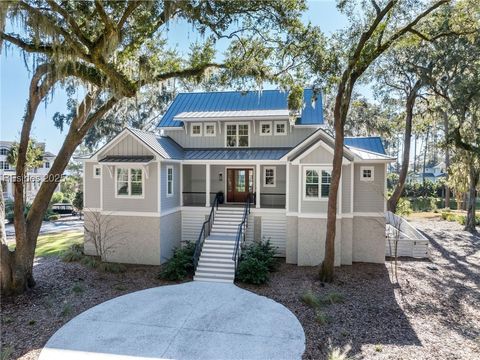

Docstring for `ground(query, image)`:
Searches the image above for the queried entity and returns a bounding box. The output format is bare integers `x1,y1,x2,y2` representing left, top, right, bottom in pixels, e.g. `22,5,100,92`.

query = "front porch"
181,164,286,209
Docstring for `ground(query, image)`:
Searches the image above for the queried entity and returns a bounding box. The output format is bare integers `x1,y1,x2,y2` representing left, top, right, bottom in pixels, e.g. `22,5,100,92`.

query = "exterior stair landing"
193,207,244,283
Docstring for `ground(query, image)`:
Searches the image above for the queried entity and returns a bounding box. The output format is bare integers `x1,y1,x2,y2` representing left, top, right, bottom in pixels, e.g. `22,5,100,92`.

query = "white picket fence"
385,211,429,258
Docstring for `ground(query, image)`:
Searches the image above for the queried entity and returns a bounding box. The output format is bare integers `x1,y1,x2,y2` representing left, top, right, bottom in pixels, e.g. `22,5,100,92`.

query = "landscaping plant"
236,239,277,285
159,242,195,281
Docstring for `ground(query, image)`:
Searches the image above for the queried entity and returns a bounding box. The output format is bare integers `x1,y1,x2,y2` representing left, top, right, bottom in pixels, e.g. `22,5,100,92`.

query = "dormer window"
191,124,202,137
226,123,249,147
274,121,287,135
260,121,272,136
204,123,216,136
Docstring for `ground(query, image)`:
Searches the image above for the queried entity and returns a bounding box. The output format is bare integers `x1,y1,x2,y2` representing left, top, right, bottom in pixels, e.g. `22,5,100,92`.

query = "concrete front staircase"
193,207,244,283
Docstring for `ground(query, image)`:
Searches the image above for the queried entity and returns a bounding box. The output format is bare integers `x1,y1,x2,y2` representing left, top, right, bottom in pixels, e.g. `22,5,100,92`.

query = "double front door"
227,168,253,203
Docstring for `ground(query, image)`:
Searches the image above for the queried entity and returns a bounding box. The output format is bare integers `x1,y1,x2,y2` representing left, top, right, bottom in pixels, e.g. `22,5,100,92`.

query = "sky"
0,0,349,153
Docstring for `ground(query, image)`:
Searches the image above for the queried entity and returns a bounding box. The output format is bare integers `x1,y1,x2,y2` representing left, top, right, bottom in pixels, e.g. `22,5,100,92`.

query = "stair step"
199,256,234,263
204,239,235,245
196,266,235,275
193,276,233,283
210,232,238,237
203,244,235,251
201,249,233,256
197,261,234,268
213,224,240,229
194,271,235,279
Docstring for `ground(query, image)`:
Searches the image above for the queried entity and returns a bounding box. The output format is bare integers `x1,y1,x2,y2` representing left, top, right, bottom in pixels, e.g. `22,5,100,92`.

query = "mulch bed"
2,217,479,360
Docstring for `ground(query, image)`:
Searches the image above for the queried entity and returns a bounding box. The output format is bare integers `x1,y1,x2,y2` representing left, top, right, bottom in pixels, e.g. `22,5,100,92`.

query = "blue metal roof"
344,137,386,155
184,148,291,161
158,89,323,128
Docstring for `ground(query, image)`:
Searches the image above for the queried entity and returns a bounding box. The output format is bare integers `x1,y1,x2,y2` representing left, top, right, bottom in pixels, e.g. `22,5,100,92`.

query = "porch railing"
182,191,286,209
192,193,220,270
232,193,253,273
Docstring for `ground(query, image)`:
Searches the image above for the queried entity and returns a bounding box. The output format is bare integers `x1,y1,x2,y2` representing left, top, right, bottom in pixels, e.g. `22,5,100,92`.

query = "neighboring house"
407,162,446,184
0,141,57,202
83,89,394,281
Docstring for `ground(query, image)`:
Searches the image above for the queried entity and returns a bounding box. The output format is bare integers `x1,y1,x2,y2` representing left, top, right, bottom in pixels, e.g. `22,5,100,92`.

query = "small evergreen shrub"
320,292,345,305
159,242,195,281
396,198,412,216
99,262,127,273
81,256,100,269
236,239,277,284
315,309,330,325
236,257,269,284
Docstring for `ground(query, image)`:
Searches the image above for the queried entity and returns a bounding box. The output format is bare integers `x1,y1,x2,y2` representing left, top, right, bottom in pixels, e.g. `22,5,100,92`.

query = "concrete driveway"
39,282,305,360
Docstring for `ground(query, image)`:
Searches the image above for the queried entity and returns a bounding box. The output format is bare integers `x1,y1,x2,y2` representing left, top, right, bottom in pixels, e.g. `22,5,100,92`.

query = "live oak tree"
305,0,452,282
0,0,306,295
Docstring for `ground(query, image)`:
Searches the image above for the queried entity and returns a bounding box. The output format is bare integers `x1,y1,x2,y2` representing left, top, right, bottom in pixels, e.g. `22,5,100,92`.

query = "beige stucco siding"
84,211,161,265
102,162,158,212
286,216,298,264
84,163,100,209
287,164,299,212
353,163,386,213
352,216,386,263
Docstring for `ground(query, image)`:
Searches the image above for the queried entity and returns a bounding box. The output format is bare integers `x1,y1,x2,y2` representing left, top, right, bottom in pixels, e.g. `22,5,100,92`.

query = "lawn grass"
8,231,84,257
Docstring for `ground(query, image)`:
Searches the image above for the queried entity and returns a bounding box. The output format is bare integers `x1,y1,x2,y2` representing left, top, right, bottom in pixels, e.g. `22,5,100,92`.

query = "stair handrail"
193,193,220,270
232,193,253,272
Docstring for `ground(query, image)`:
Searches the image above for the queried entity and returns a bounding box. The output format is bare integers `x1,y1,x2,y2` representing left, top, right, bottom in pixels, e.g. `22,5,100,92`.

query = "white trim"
256,164,261,208
166,165,174,197
114,166,145,199
274,121,288,136
93,165,101,179
190,123,203,137
297,165,301,213
285,212,384,218
250,207,286,214
286,163,290,212
204,122,216,137
157,162,161,212
84,208,101,212
205,164,211,207
224,122,250,148
259,121,272,136
182,159,286,165
263,166,276,187
384,163,388,212
302,166,332,201
180,164,183,207
360,166,375,182
350,164,354,214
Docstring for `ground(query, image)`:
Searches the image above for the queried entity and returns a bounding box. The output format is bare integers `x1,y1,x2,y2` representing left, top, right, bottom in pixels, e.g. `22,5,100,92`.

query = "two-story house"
83,89,394,282
1,141,57,202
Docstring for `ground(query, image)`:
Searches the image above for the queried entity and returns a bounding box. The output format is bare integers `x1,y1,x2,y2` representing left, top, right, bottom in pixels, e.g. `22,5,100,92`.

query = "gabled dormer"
157,89,324,149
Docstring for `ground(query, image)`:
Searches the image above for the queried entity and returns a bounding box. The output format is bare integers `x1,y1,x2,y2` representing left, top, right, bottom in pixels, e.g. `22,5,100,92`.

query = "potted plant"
217,191,224,204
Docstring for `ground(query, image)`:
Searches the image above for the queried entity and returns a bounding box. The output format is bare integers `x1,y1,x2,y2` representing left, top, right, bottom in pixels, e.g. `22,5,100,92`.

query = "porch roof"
99,155,154,163
184,147,291,161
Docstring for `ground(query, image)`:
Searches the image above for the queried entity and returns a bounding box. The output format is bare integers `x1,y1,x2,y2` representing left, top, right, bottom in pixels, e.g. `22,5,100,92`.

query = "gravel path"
1,217,479,360
240,217,480,359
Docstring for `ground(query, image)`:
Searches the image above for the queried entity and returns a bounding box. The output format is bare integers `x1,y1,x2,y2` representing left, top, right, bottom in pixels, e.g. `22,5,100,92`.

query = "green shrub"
300,290,321,308
235,239,277,284
99,262,127,273
61,243,84,262
71,283,84,294
396,198,412,216
320,292,345,305
159,242,195,281
236,257,270,284
48,214,61,221
315,309,330,325
50,191,64,204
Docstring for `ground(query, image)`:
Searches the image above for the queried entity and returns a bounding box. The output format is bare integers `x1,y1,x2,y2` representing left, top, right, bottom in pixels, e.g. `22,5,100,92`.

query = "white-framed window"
204,123,216,137
360,166,374,182
0,148,8,155
0,161,9,170
166,165,174,197
226,123,249,147
263,166,276,187
274,121,287,135
260,121,272,136
44,162,50,168
191,124,202,137
93,165,101,178
303,167,331,200
115,167,144,198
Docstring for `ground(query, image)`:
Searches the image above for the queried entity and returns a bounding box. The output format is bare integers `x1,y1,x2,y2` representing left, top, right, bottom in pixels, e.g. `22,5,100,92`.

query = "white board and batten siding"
261,215,287,257
182,210,209,243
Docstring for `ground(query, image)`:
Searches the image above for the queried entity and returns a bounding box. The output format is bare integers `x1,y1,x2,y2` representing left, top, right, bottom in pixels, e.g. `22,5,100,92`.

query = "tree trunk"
443,110,451,208
319,78,353,282
465,166,479,232
422,128,430,186
388,80,422,213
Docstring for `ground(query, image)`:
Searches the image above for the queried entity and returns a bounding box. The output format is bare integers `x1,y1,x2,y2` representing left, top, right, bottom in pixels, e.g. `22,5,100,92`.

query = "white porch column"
205,164,211,207
256,164,261,208
180,164,183,206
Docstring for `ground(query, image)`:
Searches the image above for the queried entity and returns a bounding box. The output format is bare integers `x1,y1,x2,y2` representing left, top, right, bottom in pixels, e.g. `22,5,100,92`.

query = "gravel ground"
240,217,480,359
1,217,479,360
